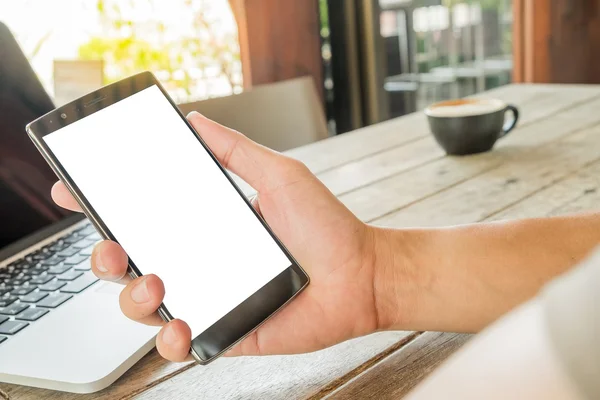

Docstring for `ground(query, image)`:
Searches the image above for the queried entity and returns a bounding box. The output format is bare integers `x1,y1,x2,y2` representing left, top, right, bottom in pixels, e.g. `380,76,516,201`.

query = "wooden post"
229,0,324,102
512,0,524,82
513,0,600,83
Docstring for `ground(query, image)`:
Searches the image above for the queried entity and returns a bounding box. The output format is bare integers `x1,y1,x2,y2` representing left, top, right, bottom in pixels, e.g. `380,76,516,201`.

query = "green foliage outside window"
78,0,242,101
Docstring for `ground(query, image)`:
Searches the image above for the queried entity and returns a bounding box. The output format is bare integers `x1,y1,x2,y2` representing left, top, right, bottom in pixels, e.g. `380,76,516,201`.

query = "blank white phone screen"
44,85,292,337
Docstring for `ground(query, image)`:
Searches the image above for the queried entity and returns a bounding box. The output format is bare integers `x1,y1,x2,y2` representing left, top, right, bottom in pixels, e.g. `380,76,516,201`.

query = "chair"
178,76,328,152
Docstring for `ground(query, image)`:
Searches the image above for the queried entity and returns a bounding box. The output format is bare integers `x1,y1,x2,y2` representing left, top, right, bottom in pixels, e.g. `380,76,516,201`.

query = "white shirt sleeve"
542,248,600,400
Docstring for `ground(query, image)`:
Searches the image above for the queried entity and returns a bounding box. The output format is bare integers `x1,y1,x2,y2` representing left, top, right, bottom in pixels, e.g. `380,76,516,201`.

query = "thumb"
186,111,279,191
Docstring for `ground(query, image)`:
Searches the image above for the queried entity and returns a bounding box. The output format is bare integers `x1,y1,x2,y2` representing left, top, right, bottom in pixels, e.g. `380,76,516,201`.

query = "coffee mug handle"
500,104,519,138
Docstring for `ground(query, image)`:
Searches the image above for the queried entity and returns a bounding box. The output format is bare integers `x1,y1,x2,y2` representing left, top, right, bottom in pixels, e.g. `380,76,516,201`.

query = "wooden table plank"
286,84,600,175
316,87,578,197
488,160,600,221
326,333,471,400
342,97,600,223
552,186,600,215
375,123,600,227
134,332,414,400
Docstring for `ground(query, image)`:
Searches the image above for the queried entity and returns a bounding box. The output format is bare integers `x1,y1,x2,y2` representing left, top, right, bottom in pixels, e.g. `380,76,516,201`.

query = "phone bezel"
26,71,310,365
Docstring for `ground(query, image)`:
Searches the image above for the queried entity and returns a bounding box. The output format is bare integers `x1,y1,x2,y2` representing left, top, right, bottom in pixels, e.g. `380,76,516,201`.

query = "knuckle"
283,157,309,173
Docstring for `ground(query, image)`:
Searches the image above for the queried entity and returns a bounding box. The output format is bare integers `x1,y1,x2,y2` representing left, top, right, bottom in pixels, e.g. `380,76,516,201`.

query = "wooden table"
4,84,600,399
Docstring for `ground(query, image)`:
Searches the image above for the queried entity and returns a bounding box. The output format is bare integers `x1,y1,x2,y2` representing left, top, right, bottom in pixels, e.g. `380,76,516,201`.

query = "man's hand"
52,112,383,362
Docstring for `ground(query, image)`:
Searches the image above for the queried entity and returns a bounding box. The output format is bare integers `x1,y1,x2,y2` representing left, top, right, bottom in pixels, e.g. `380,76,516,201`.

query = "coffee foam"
426,99,506,117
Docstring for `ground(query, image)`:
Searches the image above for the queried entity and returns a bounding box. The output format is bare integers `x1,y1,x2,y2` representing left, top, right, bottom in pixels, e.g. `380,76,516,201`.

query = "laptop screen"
0,23,72,249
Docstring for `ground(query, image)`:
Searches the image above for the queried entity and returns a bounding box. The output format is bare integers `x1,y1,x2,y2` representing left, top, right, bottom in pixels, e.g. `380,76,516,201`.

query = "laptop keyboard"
0,222,100,343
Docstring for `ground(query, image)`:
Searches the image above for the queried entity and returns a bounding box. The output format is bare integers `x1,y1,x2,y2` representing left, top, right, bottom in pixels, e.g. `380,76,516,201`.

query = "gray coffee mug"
425,98,519,156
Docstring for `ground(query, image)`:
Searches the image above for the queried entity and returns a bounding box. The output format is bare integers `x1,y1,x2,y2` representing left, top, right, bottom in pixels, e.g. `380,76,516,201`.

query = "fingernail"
93,247,108,273
162,324,177,346
131,277,150,304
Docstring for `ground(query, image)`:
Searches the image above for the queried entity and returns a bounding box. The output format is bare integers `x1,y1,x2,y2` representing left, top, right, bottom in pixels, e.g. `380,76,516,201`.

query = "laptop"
0,22,159,393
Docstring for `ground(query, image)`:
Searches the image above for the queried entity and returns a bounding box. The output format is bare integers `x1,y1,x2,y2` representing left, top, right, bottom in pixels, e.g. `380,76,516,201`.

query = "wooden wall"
514,0,600,83
229,0,324,101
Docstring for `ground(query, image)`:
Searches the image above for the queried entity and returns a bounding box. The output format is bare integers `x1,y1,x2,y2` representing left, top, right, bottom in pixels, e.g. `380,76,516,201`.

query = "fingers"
91,241,130,283
120,276,192,361
156,319,193,362
51,181,82,212
249,194,262,216
94,243,168,327
119,274,165,322
224,331,259,357
186,112,280,191
119,275,191,361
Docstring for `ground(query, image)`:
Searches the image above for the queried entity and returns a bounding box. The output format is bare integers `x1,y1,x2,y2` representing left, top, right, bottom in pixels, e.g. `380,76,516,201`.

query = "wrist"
369,226,440,332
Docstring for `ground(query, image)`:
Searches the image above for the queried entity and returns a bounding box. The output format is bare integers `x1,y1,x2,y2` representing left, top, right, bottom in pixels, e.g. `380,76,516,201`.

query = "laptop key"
9,278,28,287
61,272,99,294
73,238,96,250
0,336,6,344
17,307,49,321
41,256,65,267
0,296,18,307
63,235,84,244
57,247,80,257
37,293,72,308
30,274,55,285
20,291,49,303
30,251,50,261
39,280,66,291
7,260,27,269
64,254,88,265
79,244,96,257
73,259,92,271
48,242,69,252
18,270,34,278
78,225,96,236
0,320,28,335
0,315,7,325
0,302,29,316
40,241,56,251
57,270,83,281
88,232,102,241
31,264,50,273
48,264,72,275
11,285,37,296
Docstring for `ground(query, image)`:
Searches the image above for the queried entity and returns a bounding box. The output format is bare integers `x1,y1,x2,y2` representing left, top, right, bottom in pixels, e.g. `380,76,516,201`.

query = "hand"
52,112,382,362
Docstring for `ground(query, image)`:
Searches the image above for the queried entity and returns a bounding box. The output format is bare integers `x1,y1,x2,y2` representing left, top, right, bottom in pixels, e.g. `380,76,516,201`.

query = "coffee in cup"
425,98,519,155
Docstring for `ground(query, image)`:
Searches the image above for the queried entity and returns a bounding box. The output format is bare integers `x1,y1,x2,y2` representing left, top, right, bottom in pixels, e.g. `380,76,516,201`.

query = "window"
0,0,242,105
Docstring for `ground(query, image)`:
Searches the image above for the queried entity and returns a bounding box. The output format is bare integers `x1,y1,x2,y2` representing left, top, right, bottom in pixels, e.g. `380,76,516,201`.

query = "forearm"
372,212,600,332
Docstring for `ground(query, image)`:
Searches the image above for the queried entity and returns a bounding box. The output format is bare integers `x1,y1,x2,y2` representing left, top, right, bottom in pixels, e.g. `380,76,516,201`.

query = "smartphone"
26,72,309,364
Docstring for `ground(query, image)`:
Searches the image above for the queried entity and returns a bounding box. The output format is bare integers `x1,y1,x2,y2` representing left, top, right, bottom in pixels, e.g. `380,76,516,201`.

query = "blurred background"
2,0,598,147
